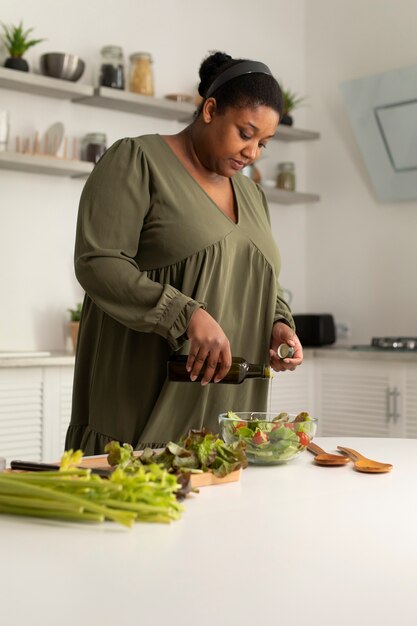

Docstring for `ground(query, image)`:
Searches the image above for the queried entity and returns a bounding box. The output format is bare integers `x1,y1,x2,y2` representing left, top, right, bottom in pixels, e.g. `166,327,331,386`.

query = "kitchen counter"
0,350,75,367
1,347,416,368
1,437,416,626
312,345,417,362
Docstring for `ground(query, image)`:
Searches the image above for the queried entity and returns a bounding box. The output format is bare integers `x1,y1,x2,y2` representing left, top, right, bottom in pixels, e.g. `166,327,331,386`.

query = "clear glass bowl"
218,412,318,465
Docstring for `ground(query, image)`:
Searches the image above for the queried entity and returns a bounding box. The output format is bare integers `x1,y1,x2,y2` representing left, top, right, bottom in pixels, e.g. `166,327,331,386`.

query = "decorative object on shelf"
1,20,45,72
40,52,85,82
129,52,154,95
43,122,65,156
67,302,83,353
164,93,194,103
81,132,107,164
276,162,296,191
98,45,125,90
280,85,307,126
0,110,9,151
13,130,79,161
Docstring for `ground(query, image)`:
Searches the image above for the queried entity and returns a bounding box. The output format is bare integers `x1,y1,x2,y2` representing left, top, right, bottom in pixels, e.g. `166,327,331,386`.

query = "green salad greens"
221,411,316,465
107,429,248,479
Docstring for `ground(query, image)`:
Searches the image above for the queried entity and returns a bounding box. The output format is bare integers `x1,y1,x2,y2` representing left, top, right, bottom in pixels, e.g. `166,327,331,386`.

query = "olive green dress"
65,134,294,454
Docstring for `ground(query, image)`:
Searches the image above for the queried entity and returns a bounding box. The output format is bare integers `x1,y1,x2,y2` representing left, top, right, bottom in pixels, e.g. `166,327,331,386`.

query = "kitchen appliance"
352,337,417,351
292,314,336,347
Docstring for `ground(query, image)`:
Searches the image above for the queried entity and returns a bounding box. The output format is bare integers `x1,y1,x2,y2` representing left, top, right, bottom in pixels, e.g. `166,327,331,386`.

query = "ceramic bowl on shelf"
219,411,317,465
40,53,85,82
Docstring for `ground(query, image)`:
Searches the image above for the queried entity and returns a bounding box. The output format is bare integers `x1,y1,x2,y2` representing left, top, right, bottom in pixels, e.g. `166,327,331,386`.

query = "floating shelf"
0,66,93,100
73,87,196,121
273,125,320,141
0,152,93,178
263,187,320,205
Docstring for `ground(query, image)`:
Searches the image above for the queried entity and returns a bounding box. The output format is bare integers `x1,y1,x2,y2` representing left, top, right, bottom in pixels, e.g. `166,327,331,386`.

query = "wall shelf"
263,187,320,205
274,125,320,141
0,66,93,100
73,87,195,121
0,152,93,178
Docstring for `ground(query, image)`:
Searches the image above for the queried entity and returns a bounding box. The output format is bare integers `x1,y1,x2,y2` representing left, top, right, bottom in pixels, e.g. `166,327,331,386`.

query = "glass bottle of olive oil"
167,355,272,384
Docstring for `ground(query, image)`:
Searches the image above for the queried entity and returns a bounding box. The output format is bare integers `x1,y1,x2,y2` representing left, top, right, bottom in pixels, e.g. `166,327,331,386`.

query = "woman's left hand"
269,321,303,372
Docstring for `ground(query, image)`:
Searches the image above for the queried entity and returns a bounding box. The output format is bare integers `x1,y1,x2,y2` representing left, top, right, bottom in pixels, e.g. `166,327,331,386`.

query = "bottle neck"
244,363,271,379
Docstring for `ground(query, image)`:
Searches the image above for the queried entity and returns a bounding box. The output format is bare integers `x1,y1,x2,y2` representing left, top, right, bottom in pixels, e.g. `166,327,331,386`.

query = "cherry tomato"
297,432,310,447
251,431,269,445
234,422,247,431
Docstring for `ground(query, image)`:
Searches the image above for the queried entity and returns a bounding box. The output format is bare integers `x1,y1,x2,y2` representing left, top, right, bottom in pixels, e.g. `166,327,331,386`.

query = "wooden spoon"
307,442,351,466
337,446,393,473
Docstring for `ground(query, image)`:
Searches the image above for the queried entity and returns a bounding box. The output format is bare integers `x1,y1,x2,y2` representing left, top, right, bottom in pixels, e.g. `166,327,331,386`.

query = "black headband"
205,60,273,99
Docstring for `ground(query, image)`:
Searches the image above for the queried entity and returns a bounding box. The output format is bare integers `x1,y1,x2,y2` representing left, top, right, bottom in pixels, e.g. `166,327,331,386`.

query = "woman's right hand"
185,308,231,385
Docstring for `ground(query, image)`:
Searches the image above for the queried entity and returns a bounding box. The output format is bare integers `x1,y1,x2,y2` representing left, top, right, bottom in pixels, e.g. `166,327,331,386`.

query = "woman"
65,51,303,454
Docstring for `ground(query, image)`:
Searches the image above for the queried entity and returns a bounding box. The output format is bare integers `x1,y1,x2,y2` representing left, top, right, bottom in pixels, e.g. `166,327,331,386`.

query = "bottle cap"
277,344,295,359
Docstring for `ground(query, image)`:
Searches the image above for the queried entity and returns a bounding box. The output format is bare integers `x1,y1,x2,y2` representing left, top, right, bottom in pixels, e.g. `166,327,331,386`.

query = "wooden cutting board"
79,454,242,488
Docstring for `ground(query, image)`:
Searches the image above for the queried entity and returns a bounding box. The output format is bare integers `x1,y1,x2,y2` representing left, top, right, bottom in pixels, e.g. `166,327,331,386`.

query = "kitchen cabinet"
0,360,74,465
314,357,407,437
269,358,316,423
0,67,320,203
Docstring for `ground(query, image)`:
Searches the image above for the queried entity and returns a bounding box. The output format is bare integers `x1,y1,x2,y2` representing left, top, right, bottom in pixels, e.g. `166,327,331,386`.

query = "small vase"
69,321,80,353
4,57,29,72
280,113,293,127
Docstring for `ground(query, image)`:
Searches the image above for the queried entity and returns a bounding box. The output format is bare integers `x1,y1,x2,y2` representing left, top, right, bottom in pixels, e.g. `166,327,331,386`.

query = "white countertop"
1,437,416,626
0,350,75,367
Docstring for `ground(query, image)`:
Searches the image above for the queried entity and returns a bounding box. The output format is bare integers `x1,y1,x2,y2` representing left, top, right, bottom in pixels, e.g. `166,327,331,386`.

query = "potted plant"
68,302,83,353
280,86,307,126
1,21,45,72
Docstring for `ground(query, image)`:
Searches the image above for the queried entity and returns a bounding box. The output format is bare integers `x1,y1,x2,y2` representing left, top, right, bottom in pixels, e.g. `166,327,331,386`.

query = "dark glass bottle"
167,355,272,384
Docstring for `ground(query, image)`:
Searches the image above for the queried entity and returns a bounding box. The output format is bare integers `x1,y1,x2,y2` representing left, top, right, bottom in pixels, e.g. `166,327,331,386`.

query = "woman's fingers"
186,309,231,385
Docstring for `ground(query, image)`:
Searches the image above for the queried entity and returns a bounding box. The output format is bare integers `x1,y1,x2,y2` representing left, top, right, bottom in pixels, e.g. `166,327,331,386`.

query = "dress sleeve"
74,138,205,349
274,284,295,330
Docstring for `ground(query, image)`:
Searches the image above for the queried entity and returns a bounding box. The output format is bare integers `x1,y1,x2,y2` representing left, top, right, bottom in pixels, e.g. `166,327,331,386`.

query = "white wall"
0,0,307,351
304,0,417,344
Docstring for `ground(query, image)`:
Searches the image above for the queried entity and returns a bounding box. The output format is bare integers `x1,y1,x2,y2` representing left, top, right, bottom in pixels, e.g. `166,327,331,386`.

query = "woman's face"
198,101,279,177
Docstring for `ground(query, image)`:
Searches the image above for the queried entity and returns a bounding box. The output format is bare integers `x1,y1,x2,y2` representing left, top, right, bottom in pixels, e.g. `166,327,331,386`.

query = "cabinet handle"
392,386,401,423
386,388,393,421
386,387,401,423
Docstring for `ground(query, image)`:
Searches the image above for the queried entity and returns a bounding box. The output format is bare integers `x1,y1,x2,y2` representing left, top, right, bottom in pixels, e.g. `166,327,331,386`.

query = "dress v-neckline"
157,134,240,225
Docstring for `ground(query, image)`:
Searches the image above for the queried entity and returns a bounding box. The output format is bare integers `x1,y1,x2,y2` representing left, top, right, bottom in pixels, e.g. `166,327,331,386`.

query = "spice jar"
276,162,296,191
98,45,125,90
129,52,154,96
81,133,107,164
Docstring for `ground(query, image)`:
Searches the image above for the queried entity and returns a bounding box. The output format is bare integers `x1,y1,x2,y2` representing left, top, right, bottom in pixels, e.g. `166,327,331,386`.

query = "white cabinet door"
269,360,315,417
0,367,44,464
315,360,401,437
42,366,74,462
403,364,417,438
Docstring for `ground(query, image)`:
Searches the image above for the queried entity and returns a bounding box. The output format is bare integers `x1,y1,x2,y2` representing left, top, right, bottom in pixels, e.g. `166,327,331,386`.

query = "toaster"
292,314,336,347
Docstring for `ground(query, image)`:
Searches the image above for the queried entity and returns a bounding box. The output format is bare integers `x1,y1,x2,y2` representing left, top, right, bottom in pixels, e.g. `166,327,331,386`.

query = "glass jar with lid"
276,162,296,191
98,45,125,90
81,132,107,164
129,52,154,96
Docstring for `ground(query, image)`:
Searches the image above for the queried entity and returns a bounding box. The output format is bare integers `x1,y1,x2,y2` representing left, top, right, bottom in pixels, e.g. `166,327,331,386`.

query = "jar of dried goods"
129,52,154,96
276,162,296,191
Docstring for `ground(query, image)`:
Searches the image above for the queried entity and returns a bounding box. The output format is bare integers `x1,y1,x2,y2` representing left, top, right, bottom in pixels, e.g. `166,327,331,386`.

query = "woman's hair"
197,51,283,116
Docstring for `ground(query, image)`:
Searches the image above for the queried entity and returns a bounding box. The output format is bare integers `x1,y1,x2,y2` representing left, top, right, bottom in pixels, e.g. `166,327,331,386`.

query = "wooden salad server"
337,446,393,473
307,442,351,466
